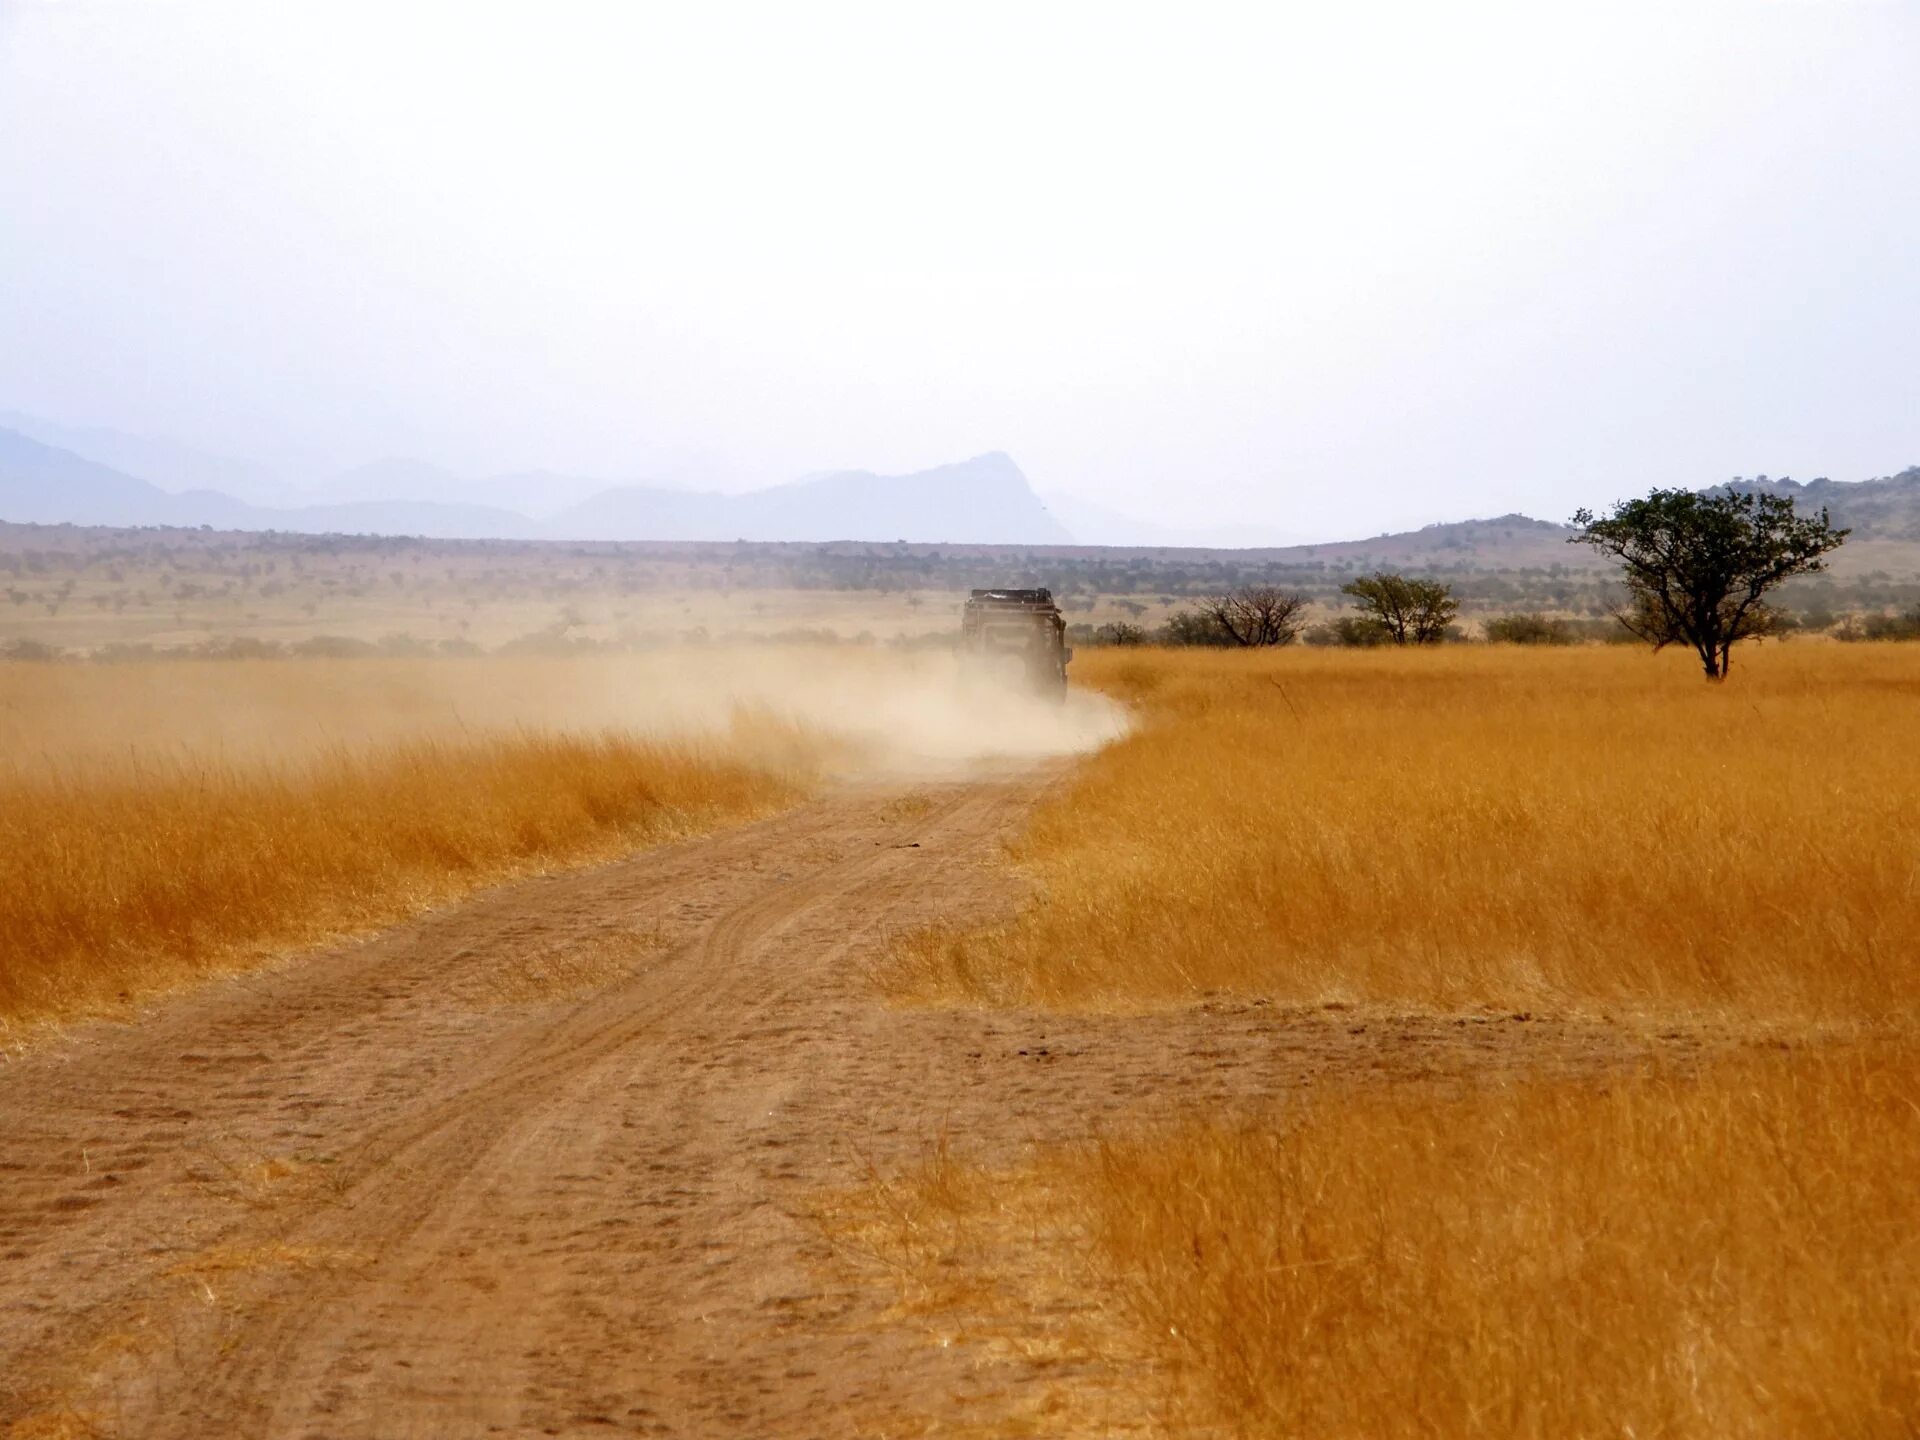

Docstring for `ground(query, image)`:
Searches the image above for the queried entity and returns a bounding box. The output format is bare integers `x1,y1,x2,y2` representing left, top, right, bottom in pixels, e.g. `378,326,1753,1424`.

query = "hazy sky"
3,0,1915,538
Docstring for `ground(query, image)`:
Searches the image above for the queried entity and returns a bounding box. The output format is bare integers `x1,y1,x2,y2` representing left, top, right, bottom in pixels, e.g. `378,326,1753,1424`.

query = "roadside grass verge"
884,644,1920,1022
0,721,815,1035
829,1043,1919,1439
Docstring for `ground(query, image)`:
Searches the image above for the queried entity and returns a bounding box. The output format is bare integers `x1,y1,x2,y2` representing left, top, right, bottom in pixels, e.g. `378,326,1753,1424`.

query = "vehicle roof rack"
967,588,1054,605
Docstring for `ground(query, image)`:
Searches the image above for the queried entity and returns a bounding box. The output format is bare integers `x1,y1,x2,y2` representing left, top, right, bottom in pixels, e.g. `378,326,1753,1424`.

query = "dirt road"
0,768,1693,1438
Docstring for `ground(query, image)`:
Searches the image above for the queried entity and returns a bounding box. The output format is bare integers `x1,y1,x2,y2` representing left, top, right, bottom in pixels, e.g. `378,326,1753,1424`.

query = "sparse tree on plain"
1339,572,1458,645
1200,586,1310,647
1569,488,1848,680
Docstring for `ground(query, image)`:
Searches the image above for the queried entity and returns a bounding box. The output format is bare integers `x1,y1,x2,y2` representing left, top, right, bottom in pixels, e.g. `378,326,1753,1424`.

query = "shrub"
290,635,380,659
1483,613,1575,645
194,636,288,661
1303,616,1390,648
1836,608,1920,642
91,643,162,664
1157,609,1236,647
2,638,64,662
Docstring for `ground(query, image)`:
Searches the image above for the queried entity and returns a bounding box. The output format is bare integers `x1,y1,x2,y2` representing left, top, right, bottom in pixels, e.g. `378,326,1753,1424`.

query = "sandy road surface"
0,767,1699,1438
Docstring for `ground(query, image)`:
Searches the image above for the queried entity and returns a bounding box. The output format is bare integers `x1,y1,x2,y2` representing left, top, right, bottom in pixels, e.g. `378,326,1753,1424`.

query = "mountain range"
2,413,1915,553
0,426,1082,545
0,412,1320,546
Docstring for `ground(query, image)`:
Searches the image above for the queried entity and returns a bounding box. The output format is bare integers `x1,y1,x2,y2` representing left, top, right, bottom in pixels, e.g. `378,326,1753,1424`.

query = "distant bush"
886,631,957,651
764,627,843,646
1068,622,1145,648
1557,617,1648,646
290,635,380,659
1157,609,1236,647
1483,613,1576,646
1303,617,1390,648
91,642,162,664
193,636,288,661
496,628,611,657
378,632,435,658
0,638,63,663
1835,607,1920,642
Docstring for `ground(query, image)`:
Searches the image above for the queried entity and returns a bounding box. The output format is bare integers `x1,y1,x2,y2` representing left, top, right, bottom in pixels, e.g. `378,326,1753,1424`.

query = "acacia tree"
1339,572,1457,645
1569,488,1848,680
1200,586,1309,647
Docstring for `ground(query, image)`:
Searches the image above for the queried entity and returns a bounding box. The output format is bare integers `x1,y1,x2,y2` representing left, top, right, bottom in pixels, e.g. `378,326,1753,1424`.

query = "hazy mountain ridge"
0,430,549,539
0,411,297,505
0,431,1073,545
1718,470,1920,542
5,418,1918,560
0,427,184,527
309,460,614,520
551,454,1072,545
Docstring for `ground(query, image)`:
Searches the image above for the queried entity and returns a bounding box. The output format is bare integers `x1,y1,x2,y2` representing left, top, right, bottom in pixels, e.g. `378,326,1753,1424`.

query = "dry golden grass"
0,724,810,1035
854,643,1920,1434
888,643,1920,1021
0,645,1117,1037
840,1045,1919,1439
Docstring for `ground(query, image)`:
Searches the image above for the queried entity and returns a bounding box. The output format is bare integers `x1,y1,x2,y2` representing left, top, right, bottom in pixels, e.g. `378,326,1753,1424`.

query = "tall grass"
843,1045,1918,1438
888,644,1920,1020
841,645,1920,1431
0,726,810,1033
1082,1048,1919,1437
0,643,1118,1036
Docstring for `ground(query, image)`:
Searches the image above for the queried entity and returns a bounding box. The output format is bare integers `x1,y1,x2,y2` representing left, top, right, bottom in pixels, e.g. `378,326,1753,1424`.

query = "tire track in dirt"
0,767,1712,1438
0,778,1038,1436
168,795,982,1437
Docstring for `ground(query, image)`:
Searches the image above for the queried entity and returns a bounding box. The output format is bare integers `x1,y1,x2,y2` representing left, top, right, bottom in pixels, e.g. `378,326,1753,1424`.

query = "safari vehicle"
959,587,1071,697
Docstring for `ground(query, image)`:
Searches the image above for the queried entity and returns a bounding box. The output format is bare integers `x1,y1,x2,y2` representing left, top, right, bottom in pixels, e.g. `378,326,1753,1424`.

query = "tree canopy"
1569,488,1848,680
1339,572,1458,645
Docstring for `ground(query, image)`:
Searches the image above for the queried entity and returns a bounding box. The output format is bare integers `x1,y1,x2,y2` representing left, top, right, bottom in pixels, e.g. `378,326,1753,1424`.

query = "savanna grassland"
893,645,1917,1020
0,663,815,1038
4,538,1915,1435
0,646,1121,1040
849,643,1920,1438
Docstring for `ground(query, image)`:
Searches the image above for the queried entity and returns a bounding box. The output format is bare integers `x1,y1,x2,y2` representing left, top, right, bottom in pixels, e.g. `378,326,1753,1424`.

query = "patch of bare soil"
0,767,1718,1438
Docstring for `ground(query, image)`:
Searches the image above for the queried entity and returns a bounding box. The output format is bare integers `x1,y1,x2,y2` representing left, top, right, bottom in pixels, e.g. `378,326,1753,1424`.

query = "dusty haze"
0,648,1128,781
